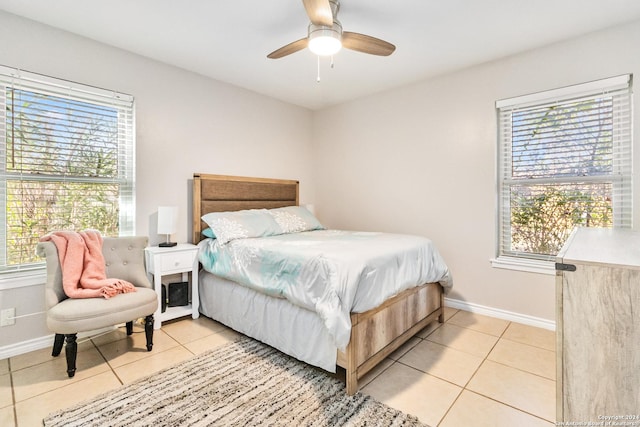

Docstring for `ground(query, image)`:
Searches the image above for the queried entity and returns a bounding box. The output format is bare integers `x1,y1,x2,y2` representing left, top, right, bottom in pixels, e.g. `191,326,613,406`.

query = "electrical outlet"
1,308,15,326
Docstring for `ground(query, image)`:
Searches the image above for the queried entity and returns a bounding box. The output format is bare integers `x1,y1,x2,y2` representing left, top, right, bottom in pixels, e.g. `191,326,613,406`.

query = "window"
495,75,633,268
0,66,135,274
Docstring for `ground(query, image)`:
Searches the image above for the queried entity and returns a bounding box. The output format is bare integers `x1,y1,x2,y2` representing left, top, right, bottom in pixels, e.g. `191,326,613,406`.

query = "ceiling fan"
267,0,396,59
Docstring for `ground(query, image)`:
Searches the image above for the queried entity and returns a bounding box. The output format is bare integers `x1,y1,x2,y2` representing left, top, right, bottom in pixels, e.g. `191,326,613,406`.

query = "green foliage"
6,181,121,266
510,186,612,256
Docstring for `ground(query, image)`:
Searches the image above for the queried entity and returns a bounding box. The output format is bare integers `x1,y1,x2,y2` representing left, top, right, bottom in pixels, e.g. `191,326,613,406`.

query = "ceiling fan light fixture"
267,0,396,60
308,26,342,56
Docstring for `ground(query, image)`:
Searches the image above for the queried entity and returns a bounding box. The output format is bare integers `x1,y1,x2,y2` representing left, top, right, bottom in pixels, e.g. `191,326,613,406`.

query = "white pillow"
268,206,325,234
201,209,281,245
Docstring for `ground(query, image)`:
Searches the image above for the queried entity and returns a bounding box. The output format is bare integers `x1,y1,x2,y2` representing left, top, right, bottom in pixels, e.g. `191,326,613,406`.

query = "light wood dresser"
555,227,640,422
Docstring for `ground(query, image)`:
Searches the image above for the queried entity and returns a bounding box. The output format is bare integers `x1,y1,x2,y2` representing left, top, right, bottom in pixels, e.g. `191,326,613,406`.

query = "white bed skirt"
198,271,338,372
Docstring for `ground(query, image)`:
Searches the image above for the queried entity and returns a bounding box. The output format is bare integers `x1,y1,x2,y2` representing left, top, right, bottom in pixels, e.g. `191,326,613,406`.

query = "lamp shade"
157,206,178,235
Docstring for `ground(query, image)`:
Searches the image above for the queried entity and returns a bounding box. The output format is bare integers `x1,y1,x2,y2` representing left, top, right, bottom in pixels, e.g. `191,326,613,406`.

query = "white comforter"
198,230,452,350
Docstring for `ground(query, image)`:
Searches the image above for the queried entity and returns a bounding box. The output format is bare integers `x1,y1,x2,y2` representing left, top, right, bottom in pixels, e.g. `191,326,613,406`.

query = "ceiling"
2,0,640,110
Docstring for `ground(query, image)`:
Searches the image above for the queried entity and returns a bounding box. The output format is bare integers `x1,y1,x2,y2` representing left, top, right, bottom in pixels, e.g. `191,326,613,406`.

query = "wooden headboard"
192,173,299,243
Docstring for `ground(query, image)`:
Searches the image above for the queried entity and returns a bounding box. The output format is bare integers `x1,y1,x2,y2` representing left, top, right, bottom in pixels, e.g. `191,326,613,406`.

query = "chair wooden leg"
52,333,65,357
64,334,78,378
144,315,154,351
126,321,134,335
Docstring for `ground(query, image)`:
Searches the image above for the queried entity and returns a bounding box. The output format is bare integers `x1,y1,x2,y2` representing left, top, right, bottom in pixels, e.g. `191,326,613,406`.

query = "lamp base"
159,242,177,247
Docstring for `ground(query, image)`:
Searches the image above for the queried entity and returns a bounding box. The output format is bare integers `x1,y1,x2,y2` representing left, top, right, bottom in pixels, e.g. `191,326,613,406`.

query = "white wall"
312,20,640,323
0,11,314,351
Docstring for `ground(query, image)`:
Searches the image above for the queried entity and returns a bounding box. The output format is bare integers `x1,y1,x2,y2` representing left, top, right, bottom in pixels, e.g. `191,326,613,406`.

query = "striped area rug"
43,338,428,426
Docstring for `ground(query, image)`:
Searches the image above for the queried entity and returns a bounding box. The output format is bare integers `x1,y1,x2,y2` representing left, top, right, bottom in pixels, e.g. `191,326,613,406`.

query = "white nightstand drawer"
159,251,194,272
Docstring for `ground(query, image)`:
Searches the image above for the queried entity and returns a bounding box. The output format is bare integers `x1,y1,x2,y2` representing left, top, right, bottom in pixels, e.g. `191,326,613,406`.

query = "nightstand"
145,244,199,330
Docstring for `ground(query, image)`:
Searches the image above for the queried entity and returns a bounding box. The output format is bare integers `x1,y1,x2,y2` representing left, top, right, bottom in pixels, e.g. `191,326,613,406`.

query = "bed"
192,173,452,395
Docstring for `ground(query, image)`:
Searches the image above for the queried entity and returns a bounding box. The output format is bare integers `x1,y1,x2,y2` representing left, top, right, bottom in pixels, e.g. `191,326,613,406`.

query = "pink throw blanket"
40,230,137,299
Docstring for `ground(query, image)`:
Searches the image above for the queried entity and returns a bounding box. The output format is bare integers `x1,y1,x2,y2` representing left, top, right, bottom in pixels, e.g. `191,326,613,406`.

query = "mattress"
198,229,452,350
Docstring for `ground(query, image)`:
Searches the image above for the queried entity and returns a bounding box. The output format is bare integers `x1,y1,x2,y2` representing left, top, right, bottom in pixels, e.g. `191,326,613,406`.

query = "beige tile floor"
0,307,556,426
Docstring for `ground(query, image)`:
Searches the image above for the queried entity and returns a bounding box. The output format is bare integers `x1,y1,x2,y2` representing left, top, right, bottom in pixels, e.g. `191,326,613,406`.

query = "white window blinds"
496,75,632,262
0,66,135,273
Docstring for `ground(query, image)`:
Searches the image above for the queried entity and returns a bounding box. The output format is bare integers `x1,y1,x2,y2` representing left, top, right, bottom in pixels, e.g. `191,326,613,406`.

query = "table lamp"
157,206,178,247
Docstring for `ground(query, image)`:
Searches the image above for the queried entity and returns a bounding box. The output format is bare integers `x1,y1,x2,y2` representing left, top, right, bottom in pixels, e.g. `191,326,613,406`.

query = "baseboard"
444,297,556,331
0,326,118,359
0,334,54,360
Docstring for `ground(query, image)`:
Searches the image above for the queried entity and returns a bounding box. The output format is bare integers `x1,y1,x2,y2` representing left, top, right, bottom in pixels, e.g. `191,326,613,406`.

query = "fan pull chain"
316,56,336,82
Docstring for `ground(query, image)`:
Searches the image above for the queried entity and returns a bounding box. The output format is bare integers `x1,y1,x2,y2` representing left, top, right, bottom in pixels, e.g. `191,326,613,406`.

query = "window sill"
0,269,46,291
490,256,556,276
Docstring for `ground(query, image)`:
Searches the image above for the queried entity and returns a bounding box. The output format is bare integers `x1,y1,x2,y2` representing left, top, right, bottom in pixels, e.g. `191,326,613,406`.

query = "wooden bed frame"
192,173,445,395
